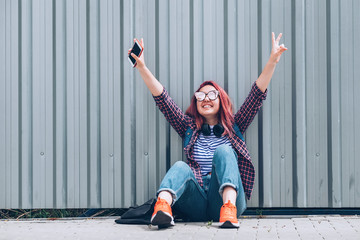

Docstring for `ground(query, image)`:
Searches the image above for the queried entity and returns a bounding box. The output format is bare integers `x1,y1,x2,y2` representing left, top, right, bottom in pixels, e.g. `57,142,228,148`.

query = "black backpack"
115,198,156,225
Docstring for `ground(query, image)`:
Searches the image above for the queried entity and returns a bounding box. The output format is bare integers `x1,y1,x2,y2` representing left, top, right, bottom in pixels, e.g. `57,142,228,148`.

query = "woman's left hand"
270,32,287,63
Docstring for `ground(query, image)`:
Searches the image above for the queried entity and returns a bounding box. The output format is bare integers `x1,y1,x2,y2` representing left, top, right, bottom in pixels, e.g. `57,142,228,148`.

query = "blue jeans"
157,145,247,222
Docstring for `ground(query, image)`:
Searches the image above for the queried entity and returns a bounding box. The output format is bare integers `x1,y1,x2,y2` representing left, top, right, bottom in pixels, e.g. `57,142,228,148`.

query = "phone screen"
129,42,142,66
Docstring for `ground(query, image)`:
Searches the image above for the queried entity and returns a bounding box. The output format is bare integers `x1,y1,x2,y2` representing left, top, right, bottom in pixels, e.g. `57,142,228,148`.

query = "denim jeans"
157,144,247,222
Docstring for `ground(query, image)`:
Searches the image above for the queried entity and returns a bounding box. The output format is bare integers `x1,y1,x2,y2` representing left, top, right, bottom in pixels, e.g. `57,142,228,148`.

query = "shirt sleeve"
234,82,267,134
153,88,192,137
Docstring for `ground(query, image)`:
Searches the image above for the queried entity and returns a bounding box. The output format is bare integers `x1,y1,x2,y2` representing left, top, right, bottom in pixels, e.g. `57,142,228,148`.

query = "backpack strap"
183,124,244,149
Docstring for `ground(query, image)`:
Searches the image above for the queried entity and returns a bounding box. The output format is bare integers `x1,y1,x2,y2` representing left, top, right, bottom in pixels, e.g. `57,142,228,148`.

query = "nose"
204,95,211,101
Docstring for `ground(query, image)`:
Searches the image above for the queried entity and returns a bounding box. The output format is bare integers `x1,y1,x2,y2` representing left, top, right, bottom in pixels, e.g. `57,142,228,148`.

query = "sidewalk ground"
1,215,359,240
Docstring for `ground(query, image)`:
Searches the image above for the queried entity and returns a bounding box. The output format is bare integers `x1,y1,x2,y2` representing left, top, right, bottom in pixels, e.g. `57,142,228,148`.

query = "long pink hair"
185,81,234,137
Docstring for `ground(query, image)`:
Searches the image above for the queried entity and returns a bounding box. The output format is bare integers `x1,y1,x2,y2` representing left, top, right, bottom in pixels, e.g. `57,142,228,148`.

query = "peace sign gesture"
255,32,288,92
270,32,287,63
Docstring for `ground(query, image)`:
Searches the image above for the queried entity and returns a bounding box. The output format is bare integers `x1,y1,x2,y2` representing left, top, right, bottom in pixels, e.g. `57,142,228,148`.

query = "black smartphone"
128,39,143,67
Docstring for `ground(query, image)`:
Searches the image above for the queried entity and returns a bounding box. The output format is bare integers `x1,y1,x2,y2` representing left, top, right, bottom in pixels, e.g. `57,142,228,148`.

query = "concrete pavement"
0,215,359,240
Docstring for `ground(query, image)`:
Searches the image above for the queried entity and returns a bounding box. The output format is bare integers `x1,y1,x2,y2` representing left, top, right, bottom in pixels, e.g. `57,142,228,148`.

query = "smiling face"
196,85,220,123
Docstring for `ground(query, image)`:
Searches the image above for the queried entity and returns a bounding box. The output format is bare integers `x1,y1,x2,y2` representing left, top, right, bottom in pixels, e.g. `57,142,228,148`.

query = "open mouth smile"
202,104,213,108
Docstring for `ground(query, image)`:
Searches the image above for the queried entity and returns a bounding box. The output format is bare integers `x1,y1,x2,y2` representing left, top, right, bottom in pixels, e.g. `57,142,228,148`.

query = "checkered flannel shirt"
153,82,267,200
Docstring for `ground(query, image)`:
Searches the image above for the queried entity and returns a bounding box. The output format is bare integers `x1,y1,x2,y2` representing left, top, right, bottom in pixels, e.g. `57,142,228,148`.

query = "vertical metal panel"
54,0,66,209
112,0,122,210
353,0,360,207
294,0,307,209
261,0,294,208
134,0,146,205
0,0,5,208
307,0,328,207
157,0,170,190
100,0,113,208
0,0,360,209
244,0,260,208
339,0,359,207
1,0,20,209
19,0,32,209
31,0,54,208
88,0,101,208
10,0,20,209
121,0,133,208
168,0,182,169
329,0,341,209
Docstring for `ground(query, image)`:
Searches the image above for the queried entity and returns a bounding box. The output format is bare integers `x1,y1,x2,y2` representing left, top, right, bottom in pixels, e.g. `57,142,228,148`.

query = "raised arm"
129,38,191,137
235,32,287,133
255,32,287,92
129,38,163,96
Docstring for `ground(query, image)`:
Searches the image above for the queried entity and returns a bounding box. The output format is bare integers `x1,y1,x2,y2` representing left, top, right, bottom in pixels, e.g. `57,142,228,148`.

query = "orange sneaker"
219,200,239,228
151,197,175,228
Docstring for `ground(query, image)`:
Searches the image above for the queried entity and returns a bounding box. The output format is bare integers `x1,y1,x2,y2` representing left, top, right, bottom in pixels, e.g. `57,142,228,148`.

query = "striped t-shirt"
193,126,233,176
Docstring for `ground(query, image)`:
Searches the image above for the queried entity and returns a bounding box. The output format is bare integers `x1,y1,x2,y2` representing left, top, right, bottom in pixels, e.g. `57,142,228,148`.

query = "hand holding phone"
128,39,144,68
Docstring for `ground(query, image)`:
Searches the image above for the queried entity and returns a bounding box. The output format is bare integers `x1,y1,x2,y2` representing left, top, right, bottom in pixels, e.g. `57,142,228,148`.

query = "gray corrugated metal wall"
1,0,359,209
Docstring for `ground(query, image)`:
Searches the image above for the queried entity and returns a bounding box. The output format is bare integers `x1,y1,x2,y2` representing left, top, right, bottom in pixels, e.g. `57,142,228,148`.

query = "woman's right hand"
128,38,146,69
128,37,163,96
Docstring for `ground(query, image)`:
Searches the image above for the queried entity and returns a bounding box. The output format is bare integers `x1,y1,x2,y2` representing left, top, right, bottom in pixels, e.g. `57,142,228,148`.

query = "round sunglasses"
194,90,219,101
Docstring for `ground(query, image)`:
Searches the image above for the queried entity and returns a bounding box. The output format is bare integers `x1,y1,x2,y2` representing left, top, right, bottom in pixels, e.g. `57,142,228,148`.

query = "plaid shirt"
153,82,267,199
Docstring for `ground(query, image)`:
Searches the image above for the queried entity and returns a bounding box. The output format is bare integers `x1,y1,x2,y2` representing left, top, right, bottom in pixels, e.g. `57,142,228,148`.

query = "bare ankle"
158,191,173,205
222,186,237,205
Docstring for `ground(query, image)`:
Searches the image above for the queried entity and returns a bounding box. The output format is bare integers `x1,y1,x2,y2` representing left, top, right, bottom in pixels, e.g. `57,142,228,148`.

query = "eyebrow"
198,90,217,93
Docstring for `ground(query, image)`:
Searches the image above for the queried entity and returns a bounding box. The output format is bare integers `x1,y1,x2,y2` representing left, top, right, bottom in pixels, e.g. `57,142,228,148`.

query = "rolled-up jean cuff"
219,183,238,196
156,188,177,205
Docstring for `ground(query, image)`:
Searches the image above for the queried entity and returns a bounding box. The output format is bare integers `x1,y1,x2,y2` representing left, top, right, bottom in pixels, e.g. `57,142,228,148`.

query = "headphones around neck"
201,123,224,137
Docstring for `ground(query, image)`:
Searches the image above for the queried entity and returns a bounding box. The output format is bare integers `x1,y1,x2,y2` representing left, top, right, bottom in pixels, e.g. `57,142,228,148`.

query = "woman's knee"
169,161,193,176
158,161,195,197
172,161,190,170
214,144,233,154
213,145,237,163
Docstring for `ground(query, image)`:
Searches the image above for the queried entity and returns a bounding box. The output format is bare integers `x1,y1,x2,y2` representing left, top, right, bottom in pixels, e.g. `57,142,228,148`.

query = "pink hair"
185,81,234,137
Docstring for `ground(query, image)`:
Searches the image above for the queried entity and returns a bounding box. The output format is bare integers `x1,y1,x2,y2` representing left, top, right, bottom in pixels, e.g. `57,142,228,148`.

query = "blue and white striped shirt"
193,126,232,176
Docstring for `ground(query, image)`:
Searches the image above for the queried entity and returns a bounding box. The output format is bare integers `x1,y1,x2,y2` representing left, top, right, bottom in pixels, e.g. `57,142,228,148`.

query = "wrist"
137,64,148,72
267,56,278,65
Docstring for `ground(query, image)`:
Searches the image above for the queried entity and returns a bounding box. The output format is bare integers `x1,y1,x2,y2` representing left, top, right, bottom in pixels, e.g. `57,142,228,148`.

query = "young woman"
129,33,287,228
